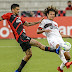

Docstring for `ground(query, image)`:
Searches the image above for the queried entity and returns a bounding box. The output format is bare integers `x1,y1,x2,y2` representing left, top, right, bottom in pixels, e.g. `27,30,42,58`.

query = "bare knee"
56,44,59,49
24,53,32,61
66,56,71,60
64,52,71,60
27,53,32,59
24,49,32,61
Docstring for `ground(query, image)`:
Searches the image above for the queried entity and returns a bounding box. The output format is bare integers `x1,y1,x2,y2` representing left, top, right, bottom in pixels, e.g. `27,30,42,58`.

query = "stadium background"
0,0,72,72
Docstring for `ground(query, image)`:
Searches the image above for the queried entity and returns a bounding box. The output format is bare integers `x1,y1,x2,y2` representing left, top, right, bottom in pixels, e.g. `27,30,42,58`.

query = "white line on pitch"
0,46,19,47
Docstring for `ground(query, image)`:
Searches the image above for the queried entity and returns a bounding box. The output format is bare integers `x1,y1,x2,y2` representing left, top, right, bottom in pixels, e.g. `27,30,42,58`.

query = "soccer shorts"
18,32,31,51
47,36,70,53
47,36,64,49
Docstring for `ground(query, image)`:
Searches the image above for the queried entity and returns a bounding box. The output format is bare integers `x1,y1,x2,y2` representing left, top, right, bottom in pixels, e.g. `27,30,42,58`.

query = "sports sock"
45,46,56,52
59,49,68,64
17,60,27,72
60,60,70,70
60,62,65,70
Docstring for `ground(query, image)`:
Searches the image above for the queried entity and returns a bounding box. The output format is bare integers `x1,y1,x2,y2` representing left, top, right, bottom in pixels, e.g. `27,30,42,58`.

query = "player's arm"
60,33,72,38
0,17,3,21
37,28,51,34
0,13,11,21
24,18,44,26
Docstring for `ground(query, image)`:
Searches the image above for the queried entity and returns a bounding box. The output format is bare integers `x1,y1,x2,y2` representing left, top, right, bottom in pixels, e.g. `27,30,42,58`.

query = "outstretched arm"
37,28,51,34
60,33,72,38
23,18,44,26
0,17,3,21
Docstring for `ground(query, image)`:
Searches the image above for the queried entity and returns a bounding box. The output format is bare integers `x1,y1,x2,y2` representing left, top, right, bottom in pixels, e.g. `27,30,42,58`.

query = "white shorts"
47,36,70,53
47,36,64,49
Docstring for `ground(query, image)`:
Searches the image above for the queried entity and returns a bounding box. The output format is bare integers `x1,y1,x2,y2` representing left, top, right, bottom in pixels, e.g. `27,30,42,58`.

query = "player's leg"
16,48,32,72
30,39,60,54
56,44,66,72
57,44,72,72
64,51,72,68
15,35,32,72
64,52,71,60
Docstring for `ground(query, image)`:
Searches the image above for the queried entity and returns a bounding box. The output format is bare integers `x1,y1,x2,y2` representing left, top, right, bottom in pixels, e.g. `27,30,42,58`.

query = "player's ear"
47,13,49,16
11,8,14,12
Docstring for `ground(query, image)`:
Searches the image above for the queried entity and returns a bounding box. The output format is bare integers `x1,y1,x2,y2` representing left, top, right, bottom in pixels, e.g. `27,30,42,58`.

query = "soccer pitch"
0,38,72,72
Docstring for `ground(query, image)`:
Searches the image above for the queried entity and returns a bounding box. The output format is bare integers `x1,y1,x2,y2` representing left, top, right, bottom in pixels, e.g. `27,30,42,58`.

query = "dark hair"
68,1,71,3
44,6,58,16
11,4,19,10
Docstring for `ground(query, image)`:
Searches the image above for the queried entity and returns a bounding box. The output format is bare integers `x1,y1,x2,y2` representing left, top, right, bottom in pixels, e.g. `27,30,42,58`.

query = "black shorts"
18,32,31,51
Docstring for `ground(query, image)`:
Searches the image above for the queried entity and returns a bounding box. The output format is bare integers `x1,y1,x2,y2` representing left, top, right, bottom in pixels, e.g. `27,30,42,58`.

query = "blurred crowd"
21,1,72,17
21,10,44,17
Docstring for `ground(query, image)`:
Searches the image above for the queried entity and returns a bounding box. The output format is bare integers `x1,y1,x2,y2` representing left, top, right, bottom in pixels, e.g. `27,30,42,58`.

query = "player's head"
67,1,71,7
11,4,20,15
44,6,58,20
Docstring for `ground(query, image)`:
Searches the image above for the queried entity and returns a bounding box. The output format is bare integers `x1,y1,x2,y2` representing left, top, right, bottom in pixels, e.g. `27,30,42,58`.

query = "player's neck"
48,18,53,21
12,12,18,16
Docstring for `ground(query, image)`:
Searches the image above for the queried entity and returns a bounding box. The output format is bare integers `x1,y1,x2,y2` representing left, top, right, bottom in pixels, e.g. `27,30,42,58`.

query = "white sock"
59,49,68,64
60,60,70,70
60,63,65,70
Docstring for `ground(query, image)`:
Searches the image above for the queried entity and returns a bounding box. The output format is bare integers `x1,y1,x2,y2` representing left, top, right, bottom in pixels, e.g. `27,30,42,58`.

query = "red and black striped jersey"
2,13,25,41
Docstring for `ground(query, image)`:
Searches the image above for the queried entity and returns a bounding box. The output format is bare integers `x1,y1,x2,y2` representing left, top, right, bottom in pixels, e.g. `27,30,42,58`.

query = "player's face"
12,7,20,15
47,11,55,20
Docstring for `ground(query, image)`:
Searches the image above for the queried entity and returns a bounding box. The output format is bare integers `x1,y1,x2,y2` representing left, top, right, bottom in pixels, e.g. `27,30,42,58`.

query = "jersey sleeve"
1,13,11,20
38,20,45,30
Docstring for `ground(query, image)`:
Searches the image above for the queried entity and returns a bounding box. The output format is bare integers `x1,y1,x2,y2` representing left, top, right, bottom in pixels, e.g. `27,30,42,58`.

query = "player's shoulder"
42,19,46,22
42,19,50,21
5,12,13,16
42,19,50,22
53,21,58,25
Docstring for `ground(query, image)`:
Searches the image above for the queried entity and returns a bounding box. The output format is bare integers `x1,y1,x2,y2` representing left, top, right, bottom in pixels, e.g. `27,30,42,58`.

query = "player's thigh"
47,37,59,49
57,37,65,47
64,51,71,60
25,48,32,56
30,39,44,47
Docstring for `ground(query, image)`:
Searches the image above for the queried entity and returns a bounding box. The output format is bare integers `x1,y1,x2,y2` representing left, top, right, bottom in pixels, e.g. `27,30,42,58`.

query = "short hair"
11,4,19,10
68,1,71,3
44,6,58,16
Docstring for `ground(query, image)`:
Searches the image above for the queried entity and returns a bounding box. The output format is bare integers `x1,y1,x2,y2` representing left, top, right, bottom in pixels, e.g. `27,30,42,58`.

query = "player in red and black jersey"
0,4,60,72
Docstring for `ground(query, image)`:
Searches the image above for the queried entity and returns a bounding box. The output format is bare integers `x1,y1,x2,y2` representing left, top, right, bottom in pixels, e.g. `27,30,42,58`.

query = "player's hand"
39,17,44,23
44,29,51,32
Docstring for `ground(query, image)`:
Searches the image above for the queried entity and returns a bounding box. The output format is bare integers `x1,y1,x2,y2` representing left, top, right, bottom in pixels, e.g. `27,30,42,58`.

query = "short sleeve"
21,18,25,24
1,13,11,20
38,20,45,30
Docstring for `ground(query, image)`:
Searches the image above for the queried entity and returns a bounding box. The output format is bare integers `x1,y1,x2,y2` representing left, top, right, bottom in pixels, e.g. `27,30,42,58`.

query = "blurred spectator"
21,11,33,17
30,11,35,17
21,11,44,17
58,10,66,16
36,10,44,17
66,1,72,10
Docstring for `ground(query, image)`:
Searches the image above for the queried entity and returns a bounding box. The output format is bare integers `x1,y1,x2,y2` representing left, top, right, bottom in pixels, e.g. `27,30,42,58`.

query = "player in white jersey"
37,6,72,72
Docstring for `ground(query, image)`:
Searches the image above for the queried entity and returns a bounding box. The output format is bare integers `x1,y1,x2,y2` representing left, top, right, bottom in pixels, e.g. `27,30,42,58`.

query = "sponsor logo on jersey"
16,17,22,23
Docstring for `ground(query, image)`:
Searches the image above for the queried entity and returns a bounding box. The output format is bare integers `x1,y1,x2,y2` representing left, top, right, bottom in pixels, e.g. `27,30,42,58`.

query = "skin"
12,7,46,62
37,11,71,61
68,2,71,7
0,6,47,62
12,7,20,15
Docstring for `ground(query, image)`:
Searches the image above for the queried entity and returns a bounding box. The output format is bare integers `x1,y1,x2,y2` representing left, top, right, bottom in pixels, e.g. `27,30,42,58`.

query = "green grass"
0,38,72,72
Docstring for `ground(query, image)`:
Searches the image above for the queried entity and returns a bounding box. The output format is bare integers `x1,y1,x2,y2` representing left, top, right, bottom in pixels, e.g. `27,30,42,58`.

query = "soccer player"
37,6,72,72
0,4,60,72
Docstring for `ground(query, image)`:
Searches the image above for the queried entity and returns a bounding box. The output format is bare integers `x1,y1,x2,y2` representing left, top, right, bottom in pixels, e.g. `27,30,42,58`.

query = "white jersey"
38,19,69,63
39,19,62,38
38,19,65,49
